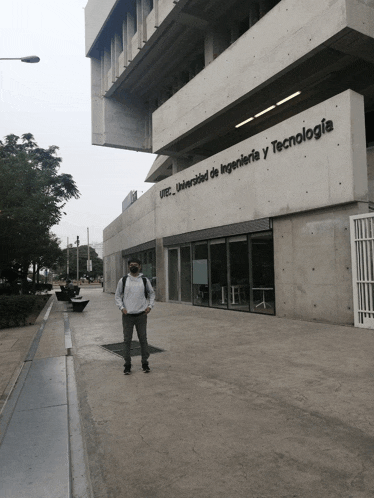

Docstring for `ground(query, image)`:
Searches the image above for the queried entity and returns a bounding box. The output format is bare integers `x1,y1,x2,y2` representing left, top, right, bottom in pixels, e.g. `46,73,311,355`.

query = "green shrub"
0,295,49,329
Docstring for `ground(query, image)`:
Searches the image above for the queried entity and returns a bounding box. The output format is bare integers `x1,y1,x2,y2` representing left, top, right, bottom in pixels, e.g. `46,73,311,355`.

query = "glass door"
250,232,275,314
209,239,227,308
228,235,250,311
168,248,179,301
167,246,192,303
192,242,209,306
169,231,275,314
180,246,192,302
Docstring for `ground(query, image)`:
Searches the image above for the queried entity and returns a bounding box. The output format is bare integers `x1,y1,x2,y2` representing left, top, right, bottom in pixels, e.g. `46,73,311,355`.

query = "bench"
70,299,89,312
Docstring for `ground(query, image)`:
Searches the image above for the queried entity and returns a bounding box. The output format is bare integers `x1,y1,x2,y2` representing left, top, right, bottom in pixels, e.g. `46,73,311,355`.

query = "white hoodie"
114,273,155,314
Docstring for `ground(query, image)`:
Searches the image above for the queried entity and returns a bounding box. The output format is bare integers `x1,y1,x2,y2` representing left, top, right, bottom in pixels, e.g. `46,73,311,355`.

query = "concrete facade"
273,203,367,324
152,0,374,154
86,0,374,325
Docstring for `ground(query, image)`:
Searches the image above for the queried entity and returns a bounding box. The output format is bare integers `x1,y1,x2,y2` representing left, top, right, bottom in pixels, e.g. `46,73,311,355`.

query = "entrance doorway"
167,231,274,314
191,231,274,314
167,246,192,303
250,232,275,314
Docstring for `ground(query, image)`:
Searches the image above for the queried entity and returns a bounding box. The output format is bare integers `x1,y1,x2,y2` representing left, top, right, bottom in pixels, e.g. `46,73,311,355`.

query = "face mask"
129,266,139,274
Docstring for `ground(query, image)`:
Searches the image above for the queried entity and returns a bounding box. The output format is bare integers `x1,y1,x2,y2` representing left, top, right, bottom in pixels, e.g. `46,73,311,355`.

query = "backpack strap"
142,277,149,299
122,274,148,299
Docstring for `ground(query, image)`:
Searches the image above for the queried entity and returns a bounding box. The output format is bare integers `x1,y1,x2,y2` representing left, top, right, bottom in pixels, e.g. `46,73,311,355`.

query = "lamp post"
0,55,40,63
76,236,80,284
87,228,91,284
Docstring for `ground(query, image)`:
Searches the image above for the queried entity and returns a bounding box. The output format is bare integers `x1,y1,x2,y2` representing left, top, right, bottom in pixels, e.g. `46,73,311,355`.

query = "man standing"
115,258,155,375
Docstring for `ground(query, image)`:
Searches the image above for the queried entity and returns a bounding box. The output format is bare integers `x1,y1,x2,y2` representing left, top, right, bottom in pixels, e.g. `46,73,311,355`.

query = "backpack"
122,275,149,299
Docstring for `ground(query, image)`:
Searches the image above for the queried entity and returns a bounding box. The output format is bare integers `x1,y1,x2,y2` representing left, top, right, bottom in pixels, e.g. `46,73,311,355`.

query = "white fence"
350,212,374,329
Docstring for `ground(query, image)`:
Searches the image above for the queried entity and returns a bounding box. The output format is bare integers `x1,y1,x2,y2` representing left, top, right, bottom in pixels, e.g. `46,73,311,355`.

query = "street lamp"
76,236,80,284
0,55,40,63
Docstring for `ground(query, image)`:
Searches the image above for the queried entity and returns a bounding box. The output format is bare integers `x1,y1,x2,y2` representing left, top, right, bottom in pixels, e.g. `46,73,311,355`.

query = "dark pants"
122,312,150,366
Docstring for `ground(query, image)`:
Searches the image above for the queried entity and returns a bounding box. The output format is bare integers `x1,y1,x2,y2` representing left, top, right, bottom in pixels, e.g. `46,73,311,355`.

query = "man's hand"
145,307,151,314
121,309,128,315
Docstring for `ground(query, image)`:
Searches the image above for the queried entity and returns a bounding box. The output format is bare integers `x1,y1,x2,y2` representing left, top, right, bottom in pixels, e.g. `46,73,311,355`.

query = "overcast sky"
0,0,156,250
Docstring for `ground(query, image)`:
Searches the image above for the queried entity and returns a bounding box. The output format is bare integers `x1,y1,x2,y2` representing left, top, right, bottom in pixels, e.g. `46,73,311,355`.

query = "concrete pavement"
1,286,374,497
0,293,91,498
70,287,374,498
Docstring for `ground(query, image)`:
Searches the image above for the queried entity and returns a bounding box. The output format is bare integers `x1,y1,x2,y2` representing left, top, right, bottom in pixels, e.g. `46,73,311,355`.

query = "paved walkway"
1,286,374,497
0,292,91,498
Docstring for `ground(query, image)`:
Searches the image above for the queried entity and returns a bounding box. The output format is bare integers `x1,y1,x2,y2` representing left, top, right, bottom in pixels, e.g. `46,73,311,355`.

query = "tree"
59,245,103,280
0,134,80,286
31,233,64,285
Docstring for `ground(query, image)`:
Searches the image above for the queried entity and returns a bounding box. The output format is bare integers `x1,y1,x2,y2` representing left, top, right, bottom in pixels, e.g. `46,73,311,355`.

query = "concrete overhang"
86,0,165,59
145,155,172,183
100,0,224,99
85,0,121,57
151,0,374,158
85,0,201,59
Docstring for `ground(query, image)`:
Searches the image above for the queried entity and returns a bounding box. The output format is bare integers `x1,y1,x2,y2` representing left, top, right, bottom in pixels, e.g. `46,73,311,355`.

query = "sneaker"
124,365,131,375
142,363,150,373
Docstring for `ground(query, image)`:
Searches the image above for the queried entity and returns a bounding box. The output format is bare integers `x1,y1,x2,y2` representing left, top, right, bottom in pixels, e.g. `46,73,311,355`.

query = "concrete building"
85,0,374,325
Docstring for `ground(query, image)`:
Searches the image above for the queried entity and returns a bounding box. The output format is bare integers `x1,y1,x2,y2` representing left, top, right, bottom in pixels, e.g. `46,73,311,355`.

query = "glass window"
250,233,275,315
180,246,192,302
168,249,179,301
141,249,152,280
192,242,209,306
167,230,275,314
228,235,249,311
209,239,227,309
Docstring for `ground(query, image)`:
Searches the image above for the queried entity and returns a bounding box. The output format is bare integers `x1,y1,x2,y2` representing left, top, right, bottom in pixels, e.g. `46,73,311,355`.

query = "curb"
64,303,94,498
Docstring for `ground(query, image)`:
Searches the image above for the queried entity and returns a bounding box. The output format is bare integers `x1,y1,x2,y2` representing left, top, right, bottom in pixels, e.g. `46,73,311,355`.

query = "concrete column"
91,57,104,142
127,13,135,63
154,0,159,28
110,38,116,83
100,51,105,95
114,32,122,79
249,2,260,28
230,22,240,44
155,238,166,302
144,103,154,150
172,158,190,175
136,0,143,49
122,20,128,68
143,0,152,42
204,27,228,65
102,48,111,93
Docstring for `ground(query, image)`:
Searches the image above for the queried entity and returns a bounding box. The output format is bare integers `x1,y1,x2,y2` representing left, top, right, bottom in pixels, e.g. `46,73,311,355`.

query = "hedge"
0,295,49,329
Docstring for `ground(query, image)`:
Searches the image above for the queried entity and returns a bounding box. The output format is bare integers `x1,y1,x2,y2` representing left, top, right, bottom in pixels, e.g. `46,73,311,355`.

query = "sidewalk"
1,287,374,497
0,294,91,498
69,288,374,498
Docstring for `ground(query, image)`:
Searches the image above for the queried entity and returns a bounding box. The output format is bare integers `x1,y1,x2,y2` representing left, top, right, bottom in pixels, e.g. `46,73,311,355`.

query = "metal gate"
350,212,374,329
